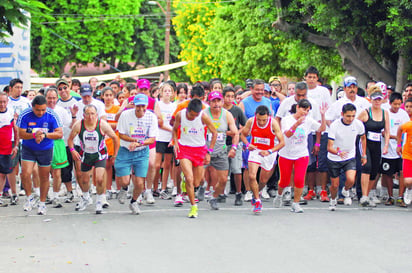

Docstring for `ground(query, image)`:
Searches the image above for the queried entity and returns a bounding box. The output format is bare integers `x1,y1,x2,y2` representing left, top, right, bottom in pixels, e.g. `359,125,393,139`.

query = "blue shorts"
21,145,53,167
0,154,13,174
115,146,149,178
307,133,329,172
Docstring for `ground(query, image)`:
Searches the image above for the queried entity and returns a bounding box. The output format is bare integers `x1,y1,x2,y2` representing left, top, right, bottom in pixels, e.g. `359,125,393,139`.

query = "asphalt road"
1,193,411,273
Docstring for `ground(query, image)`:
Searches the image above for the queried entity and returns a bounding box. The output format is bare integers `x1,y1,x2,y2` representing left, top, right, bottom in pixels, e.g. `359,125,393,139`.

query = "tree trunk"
396,53,408,93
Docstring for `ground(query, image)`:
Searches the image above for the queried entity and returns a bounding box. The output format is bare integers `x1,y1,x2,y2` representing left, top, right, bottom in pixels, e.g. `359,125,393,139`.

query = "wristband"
315,143,320,147
361,155,367,159
245,142,250,148
231,144,238,151
289,128,295,133
72,116,76,119
398,144,402,147
33,133,36,139
70,148,75,152
208,148,214,153
268,149,273,154
138,140,144,145
337,150,341,156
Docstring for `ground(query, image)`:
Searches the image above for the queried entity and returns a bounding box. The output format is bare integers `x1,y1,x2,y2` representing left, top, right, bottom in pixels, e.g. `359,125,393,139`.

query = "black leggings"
361,140,381,180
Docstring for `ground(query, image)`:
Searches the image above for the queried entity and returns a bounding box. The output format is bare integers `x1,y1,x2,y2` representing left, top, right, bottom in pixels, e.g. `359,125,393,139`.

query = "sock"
34,187,40,196
39,201,45,207
96,194,103,203
53,192,59,199
145,189,151,194
83,191,90,199
192,204,197,208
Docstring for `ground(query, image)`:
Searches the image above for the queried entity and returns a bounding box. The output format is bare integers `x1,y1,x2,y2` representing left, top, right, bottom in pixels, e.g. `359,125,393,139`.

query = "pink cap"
137,79,150,89
208,91,223,101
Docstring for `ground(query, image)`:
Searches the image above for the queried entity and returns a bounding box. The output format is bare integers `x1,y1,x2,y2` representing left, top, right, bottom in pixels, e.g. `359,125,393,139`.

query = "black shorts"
380,158,402,176
11,141,20,168
327,158,357,178
81,154,107,172
0,154,13,174
156,141,174,154
21,145,53,167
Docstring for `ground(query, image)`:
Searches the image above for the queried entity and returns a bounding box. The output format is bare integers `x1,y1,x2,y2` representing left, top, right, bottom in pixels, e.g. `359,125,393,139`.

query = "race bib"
130,126,145,140
106,113,116,121
254,137,270,146
367,131,381,142
208,132,225,142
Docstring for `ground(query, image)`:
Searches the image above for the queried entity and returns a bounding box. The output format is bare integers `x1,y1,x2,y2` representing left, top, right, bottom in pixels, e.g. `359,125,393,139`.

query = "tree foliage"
0,0,50,42
173,0,343,84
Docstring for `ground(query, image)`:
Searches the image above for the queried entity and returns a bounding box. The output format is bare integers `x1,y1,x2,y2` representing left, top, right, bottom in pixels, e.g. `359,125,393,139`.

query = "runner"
327,103,366,211
115,94,158,214
68,105,119,214
17,95,63,215
172,99,217,218
240,105,284,214
273,99,327,213
205,91,239,210
0,92,19,206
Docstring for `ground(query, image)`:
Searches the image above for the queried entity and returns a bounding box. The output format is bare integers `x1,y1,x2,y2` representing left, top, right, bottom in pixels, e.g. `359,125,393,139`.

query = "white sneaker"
244,191,253,202
273,194,283,208
90,185,97,195
260,188,270,200
283,190,292,206
96,200,103,214
359,195,369,207
380,187,389,201
23,195,34,211
174,194,183,207
404,188,412,205
368,190,380,204
291,202,303,213
171,186,178,197
329,199,337,211
144,191,155,205
129,202,141,214
118,189,127,204
52,198,63,208
137,194,143,205
102,194,110,208
37,203,47,215
344,197,352,206
341,187,350,198
205,191,212,200
368,197,377,207
75,196,89,211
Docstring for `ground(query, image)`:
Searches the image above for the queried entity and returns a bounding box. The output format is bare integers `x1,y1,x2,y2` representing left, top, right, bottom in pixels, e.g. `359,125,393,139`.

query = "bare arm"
382,110,390,154
202,113,217,151
100,120,119,158
67,121,81,161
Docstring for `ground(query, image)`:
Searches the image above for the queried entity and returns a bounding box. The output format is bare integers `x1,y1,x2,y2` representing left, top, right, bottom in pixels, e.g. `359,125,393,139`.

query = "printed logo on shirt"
43,122,48,128
29,122,36,126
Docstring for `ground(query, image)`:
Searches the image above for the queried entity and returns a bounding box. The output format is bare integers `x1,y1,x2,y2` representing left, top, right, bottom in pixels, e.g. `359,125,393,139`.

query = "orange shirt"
400,120,412,161
105,105,120,156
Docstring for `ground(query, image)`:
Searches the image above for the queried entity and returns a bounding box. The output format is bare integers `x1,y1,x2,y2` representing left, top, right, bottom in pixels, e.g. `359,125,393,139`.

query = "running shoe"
304,190,316,201
209,198,219,210
217,194,226,203
299,196,308,205
251,198,262,214
0,197,3,206
404,188,412,205
64,191,74,203
118,189,127,204
37,203,47,215
32,193,40,207
273,194,283,208
234,193,243,206
260,189,270,201
171,186,178,197
152,190,160,198
268,188,277,198
136,194,143,205
368,190,381,204
10,194,18,205
320,190,330,202
90,185,97,195
291,202,303,213
344,197,352,206
106,191,113,200
380,187,389,202
368,197,377,207
183,193,198,203
23,195,35,211
398,197,407,208
129,201,141,215
174,194,184,207
283,190,292,206
75,196,89,211
244,191,253,202
144,191,155,205
329,199,337,211
188,205,198,218
102,195,110,208
197,186,205,201
359,196,369,207
160,190,172,200
52,198,63,208
341,187,350,198
96,200,103,214
385,197,394,206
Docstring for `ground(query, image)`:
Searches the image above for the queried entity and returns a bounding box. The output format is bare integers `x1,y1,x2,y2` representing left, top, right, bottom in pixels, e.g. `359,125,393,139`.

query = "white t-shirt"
157,100,177,142
382,108,410,159
307,85,332,109
327,119,365,162
279,114,320,159
8,96,30,116
326,95,370,122
117,109,158,151
52,105,72,145
57,96,81,115
276,96,321,125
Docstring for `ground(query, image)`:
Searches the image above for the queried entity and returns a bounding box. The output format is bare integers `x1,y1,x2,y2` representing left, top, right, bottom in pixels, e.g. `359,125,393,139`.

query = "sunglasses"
271,84,281,87
58,86,68,91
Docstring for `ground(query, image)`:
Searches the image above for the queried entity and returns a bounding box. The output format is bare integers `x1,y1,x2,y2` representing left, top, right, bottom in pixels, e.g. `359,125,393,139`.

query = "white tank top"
179,109,206,147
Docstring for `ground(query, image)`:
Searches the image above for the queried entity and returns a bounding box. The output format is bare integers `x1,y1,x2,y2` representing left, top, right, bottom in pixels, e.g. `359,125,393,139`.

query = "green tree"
0,0,49,42
273,0,412,90
31,0,143,76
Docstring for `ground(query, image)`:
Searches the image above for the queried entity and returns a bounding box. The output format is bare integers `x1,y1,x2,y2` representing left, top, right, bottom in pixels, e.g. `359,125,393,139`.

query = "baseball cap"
80,84,93,96
264,83,271,93
133,94,148,106
208,91,223,101
56,79,68,86
370,91,383,100
137,79,150,90
245,79,253,88
268,76,280,84
343,76,358,87
375,82,387,95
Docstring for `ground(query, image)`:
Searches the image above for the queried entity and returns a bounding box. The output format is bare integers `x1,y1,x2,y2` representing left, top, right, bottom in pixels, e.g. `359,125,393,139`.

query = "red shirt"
251,116,276,150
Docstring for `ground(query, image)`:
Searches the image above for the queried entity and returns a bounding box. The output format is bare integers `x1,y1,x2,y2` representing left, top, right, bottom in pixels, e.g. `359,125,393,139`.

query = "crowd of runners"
1,66,412,218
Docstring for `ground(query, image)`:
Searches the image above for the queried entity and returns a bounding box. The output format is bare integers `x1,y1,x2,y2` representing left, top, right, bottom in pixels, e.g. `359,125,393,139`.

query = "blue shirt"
242,96,273,119
17,107,62,151
270,97,280,115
